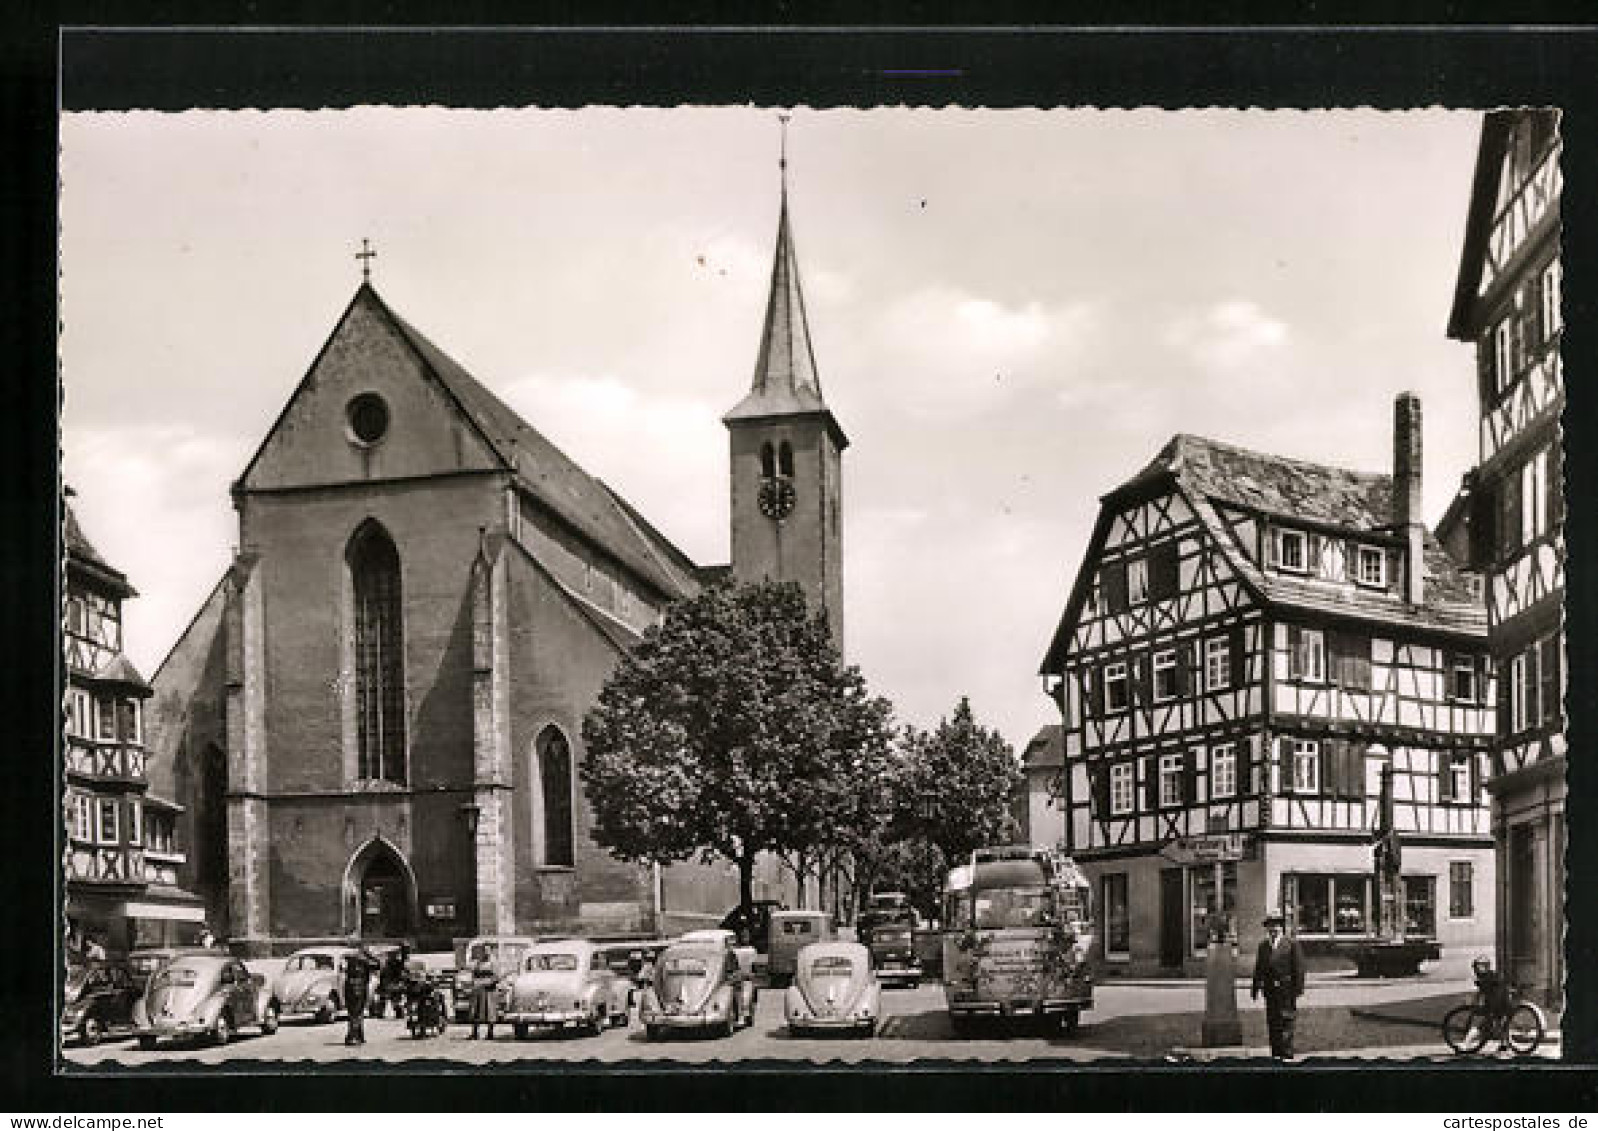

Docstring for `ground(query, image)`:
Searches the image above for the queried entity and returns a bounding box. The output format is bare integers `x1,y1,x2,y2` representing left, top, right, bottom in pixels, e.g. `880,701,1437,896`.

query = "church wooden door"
359,854,412,940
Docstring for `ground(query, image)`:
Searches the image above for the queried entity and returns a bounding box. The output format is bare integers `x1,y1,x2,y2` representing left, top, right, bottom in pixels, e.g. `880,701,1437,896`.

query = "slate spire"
723,120,840,438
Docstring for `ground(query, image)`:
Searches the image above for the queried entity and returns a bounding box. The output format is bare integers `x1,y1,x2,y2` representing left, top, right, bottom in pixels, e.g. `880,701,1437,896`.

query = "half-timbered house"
1038,397,1495,973
1445,109,1564,1007
64,497,206,956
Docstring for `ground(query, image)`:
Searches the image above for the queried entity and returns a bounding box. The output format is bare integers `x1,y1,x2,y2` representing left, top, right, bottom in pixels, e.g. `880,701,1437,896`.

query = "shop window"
1334,875,1369,935
1190,863,1237,954
1285,873,1372,937
1404,875,1437,937
1102,874,1130,959
1449,861,1474,919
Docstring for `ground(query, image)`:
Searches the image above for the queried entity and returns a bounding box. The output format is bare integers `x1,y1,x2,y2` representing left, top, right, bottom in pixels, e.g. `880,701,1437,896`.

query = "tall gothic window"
778,441,794,478
538,727,574,867
760,442,776,479
350,524,406,784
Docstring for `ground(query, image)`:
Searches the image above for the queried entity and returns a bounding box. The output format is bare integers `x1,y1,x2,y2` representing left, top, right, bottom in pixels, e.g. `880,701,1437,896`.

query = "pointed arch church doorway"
345,838,416,941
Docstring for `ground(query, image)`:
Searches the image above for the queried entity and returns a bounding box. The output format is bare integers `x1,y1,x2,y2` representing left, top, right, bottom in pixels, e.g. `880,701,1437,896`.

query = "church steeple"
724,119,848,653
723,122,847,449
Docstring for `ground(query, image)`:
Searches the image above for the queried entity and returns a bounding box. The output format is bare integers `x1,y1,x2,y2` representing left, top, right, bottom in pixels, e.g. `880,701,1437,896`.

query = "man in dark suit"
1250,912,1306,1060
342,941,377,1047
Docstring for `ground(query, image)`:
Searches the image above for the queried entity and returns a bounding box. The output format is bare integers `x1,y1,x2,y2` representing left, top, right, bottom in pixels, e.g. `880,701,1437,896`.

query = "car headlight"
63,1007,83,1023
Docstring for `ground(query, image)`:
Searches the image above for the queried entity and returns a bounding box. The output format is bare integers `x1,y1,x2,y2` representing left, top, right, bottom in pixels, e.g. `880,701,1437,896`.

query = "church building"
147,155,847,953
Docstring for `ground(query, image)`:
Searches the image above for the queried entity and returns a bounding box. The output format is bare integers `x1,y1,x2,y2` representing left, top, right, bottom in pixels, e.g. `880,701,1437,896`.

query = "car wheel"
79,1015,104,1047
317,996,337,1024
1058,1008,1081,1037
860,1020,877,1039
646,1023,663,1042
260,1003,280,1035
588,1006,606,1037
950,1013,978,1038
213,1013,232,1046
137,1036,157,1051
513,1022,529,1040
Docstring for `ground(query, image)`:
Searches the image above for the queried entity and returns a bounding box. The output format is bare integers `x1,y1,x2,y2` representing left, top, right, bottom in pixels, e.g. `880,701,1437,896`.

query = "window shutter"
1500,471,1522,555
1349,743,1368,801
1476,338,1496,405
1547,441,1563,531
1540,635,1561,727
1092,765,1110,818
1102,562,1128,614
1498,657,1513,736
1308,534,1324,575
1470,485,1496,569
1184,749,1198,805
1319,740,1336,798
1346,632,1372,691
1135,652,1153,704
1526,272,1544,352
1229,624,1247,688
1287,625,1302,679
1437,752,1454,802
1088,668,1105,718
1150,541,1179,601
1175,641,1193,696
1142,756,1157,813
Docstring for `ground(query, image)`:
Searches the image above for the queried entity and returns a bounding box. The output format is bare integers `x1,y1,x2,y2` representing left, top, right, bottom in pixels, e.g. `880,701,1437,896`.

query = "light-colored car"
273,946,360,1024
784,941,881,1037
132,954,279,1048
640,941,758,1040
502,939,634,1038
678,928,757,978
450,935,538,1022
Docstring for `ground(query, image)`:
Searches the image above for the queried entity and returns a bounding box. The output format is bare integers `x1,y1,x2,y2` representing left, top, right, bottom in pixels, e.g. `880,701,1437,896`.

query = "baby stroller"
404,963,449,1039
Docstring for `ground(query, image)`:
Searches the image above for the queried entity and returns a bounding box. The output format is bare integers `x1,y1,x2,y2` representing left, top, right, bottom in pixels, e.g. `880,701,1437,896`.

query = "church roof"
64,502,136,598
723,188,848,448
370,290,700,601
90,651,153,694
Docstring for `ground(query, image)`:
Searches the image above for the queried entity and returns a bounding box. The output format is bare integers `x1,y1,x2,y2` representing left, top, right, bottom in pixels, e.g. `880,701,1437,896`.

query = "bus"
941,845,1095,1034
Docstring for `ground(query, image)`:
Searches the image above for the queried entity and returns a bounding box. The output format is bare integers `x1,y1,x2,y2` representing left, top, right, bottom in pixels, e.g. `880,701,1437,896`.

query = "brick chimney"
1394,392,1425,605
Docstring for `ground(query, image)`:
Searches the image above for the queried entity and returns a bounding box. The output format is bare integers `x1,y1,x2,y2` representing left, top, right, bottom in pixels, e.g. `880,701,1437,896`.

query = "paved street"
64,967,1551,1067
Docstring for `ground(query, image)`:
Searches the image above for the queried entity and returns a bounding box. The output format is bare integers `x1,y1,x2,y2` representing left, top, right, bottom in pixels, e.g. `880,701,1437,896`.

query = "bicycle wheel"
1504,1003,1545,1056
1443,1004,1488,1054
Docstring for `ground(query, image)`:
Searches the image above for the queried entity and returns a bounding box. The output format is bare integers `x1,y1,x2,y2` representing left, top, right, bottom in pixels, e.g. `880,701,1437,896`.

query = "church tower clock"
724,124,848,651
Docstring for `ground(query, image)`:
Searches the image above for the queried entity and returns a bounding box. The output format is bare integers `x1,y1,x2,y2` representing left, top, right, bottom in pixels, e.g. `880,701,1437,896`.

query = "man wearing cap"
1251,912,1306,1060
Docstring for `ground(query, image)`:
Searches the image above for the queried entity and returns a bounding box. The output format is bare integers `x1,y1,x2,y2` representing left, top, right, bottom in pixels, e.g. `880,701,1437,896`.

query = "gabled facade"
1038,401,1494,973
1445,109,1564,1008
64,499,205,956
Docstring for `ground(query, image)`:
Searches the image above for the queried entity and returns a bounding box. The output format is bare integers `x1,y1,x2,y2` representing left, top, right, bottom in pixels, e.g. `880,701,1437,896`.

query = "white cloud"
1165,299,1290,373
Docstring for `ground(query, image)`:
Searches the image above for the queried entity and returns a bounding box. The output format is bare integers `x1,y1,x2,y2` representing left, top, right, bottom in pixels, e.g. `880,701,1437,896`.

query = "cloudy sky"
60,107,1485,751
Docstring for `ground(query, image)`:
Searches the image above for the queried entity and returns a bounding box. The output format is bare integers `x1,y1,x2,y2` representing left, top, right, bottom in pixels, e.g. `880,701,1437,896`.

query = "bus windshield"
973,889,1057,930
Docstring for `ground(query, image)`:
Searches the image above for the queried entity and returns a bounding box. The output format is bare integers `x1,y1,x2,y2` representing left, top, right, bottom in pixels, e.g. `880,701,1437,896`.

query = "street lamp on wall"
459,802,481,840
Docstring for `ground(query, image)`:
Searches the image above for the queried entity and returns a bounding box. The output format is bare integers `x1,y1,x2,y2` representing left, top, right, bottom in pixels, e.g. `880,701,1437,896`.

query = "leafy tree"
580,580,896,910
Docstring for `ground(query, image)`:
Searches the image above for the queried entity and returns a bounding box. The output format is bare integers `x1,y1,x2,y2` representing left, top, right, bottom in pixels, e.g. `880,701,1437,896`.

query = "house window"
1521,449,1549,545
1102,874,1130,958
1204,636,1231,692
1211,744,1237,799
1159,753,1184,808
537,727,575,868
1449,861,1474,919
1292,627,1326,683
1289,739,1320,793
1403,875,1436,937
96,798,120,844
67,596,86,635
71,794,92,841
1152,650,1178,702
96,696,116,742
1446,753,1473,803
350,523,407,785
1450,659,1479,703
1355,546,1386,588
146,811,174,854
117,699,141,744
1510,649,1537,734
1274,528,1307,573
1104,662,1130,714
1541,257,1562,339
1127,558,1149,606
68,690,92,739
1494,318,1513,393
128,801,143,847
1109,763,1134,816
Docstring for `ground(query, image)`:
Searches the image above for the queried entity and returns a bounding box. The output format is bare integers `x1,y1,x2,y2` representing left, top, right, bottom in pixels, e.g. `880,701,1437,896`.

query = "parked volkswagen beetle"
640,941,757,1040
132,954,279,1048
273,946,359,1024
61,960,140,1046
785,941,881,1037
502,939,634,1038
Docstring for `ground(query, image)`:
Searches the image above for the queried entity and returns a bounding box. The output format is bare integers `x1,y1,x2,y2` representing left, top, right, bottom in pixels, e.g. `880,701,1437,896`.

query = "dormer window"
1273,528,1307,574
1355,545,1387,588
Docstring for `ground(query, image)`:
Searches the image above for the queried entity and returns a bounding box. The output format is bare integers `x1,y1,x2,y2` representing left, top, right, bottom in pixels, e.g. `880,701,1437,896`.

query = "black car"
718,900,785,953
62,961,141,1046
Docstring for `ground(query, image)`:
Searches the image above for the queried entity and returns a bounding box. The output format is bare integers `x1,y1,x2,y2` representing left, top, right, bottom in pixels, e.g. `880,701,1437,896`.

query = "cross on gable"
356,238,377,282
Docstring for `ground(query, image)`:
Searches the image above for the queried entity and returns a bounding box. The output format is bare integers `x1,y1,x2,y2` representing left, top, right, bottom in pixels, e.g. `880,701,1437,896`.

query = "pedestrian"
199,928,217,950
342,940,377,1046
467,950,499,1040
1250,911,1306,1061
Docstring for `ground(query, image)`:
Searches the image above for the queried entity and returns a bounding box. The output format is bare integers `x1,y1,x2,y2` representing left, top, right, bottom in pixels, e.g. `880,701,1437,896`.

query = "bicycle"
1442,987,1547,1056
